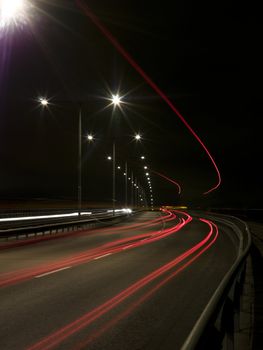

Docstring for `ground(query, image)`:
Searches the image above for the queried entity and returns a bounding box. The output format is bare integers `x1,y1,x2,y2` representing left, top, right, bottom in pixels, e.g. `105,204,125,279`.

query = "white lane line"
35,266,72,278
122,244,134,250
94,253,112,260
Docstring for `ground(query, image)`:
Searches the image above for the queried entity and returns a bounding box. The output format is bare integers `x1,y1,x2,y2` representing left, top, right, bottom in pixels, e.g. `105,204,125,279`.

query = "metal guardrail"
0,211,133,241
181,213,252,350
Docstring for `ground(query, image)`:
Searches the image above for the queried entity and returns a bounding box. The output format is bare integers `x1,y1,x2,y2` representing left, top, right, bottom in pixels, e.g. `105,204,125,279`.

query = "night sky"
0,0,261,209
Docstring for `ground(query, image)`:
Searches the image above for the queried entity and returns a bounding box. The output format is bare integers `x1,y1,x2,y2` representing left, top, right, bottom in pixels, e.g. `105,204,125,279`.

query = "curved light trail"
26,216,219,350
75,0,221,195
151,169,182,194
0,210,174,251
73,220,219,350
0,210,189,288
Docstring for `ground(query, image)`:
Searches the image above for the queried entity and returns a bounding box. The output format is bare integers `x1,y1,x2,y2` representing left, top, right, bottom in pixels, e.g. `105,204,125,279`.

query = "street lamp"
37,97,88,215
87,134,94,142
134,133,142,141
109,93,123,216
39,97,49,107
111,94,121,106
0,0,28,28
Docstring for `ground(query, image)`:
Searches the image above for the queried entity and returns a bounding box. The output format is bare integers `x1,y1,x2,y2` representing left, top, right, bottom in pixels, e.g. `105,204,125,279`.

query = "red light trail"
26,217,218,350
73,220,219,350
0,211,173,251
75,0,221,195
0,211,189,288
151,170,182,194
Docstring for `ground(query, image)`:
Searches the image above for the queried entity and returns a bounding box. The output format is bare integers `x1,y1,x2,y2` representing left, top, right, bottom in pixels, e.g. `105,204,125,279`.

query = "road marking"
94,253,112,260
122,244,134,250
35,266,72,278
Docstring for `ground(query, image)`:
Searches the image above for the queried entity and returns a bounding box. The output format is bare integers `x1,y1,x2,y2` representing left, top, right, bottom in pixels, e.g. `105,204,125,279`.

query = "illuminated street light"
141,156,145,160
109,92,123,215
39,97,49,107
107,156,112,160
134,133,141,141
111,94,122,106
144,166,148,169
0,0,28,28
87,134,94,141
36,96,93,215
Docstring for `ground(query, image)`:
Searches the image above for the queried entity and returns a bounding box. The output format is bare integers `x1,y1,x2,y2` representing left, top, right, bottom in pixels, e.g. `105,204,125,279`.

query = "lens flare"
0,0,28,28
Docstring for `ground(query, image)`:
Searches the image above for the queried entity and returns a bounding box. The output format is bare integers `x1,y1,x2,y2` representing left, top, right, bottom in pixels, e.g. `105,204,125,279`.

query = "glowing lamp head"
87,134,93,141
135,134,141,141
111,94,122,106
39,98,49,107
107,156,112,160
0,0,27,28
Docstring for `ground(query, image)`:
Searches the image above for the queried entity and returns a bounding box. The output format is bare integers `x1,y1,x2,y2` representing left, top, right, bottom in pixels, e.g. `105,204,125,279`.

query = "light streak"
0,211,91,223
26,217,218,350
0,211,174,251
151,170,182,194
75,0,221,195
0,211,188,288
74,221,219,350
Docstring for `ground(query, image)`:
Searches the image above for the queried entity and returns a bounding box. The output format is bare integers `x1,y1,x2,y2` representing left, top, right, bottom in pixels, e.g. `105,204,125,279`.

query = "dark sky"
0,0,262,208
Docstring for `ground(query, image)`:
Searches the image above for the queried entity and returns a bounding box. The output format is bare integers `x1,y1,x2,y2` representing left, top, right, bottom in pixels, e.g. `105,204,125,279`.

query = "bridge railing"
0,209,138,241
182,213,252,350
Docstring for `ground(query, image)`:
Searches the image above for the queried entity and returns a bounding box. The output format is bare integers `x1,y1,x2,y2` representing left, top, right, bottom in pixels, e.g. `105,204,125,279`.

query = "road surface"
0,210,239,350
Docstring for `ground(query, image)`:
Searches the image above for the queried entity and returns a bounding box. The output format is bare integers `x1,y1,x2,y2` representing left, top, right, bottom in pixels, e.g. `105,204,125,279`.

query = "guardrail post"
222,297,234,350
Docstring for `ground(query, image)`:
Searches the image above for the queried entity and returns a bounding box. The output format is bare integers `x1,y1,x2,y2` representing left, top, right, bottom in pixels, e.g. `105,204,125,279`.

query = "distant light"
124,172,126,176
141,156,145,160
117,166,121,169
107,156,112,160
39,97,49,106
0,0,28,29
0,211,91,223
87,134,94,141
146,172,149,176
135,133,141,141
144,166,148,169
111,94,122,106
107,208,132,214
123,208,132,214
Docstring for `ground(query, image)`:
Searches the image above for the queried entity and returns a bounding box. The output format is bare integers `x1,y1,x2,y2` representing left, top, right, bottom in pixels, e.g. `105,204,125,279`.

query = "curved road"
0,210,239,350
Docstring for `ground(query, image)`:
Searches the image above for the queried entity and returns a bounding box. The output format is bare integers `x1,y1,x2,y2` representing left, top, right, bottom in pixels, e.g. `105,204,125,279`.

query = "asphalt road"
0,210,239,350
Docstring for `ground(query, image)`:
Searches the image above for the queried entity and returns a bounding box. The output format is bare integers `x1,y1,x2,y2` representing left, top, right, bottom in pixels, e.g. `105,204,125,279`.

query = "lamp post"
125,161,128,208
109,94,123,216
78,106,82,215
112,141,116,216
38,97,88,216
